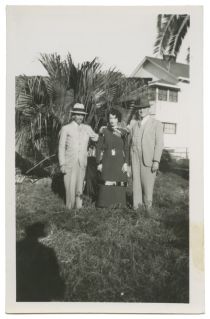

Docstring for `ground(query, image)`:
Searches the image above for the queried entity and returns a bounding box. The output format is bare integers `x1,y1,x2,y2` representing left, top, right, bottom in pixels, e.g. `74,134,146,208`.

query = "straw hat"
71,103,87,115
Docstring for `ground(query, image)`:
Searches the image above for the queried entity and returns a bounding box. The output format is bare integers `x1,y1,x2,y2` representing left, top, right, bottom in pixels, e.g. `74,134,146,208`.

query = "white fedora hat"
71,103,87,115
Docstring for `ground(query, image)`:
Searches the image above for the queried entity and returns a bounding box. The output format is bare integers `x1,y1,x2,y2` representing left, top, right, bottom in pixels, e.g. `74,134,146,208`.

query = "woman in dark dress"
96,109,129,208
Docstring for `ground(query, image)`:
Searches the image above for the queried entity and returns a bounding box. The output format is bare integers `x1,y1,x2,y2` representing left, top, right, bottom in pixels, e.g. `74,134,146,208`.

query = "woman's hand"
112,127,122,137
97,164,103,172
122,163,128,173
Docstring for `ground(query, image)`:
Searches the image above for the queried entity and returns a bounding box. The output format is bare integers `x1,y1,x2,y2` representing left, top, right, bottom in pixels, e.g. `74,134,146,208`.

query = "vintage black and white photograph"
6,5,204,313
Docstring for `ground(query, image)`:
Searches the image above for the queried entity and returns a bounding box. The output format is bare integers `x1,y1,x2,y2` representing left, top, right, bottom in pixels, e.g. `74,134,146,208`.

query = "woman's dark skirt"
96,184,127,208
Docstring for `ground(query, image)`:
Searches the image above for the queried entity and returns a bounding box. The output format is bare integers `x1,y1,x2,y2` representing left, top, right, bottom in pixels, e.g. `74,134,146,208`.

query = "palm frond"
154,14,190,59
153,14,176,55
39,53,62,79
16,92,33,110
169,15,190,56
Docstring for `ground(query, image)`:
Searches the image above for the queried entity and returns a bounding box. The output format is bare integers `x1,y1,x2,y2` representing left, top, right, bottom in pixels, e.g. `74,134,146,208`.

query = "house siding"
131,58,190,158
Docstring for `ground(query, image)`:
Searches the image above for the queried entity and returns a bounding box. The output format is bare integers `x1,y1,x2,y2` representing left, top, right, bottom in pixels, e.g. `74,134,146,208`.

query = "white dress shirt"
141,114,150,126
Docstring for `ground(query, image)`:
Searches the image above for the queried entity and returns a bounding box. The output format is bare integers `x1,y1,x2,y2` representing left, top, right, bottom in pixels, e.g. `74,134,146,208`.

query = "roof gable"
147,57,189,79
131,56,189,80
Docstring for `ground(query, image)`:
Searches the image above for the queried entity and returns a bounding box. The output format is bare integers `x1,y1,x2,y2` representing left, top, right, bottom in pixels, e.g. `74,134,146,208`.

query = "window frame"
162,122,177,134
148,87,156,101
169,89,178,102
158,88,168,101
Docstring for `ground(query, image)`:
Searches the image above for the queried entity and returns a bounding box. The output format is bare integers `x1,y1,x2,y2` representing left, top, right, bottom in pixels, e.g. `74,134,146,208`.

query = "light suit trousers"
64,162,86,209
131,149,156,209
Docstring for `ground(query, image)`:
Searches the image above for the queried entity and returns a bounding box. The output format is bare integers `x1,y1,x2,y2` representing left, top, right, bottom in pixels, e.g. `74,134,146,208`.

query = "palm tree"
16,76,52,158
154,14,190,60
38,53,134,128
16,53,141,176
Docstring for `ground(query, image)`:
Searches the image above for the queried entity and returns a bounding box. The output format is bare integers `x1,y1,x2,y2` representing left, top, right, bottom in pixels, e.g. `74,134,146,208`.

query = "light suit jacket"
58,121,98,169
130,117,164,167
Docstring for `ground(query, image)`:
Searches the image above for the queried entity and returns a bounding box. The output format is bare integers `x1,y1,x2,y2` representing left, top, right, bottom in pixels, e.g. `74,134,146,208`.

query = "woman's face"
109,114,118,127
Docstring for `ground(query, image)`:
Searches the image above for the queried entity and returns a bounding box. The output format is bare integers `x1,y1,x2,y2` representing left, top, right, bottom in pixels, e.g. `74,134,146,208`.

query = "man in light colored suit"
58,103,98,209
129,97,164,210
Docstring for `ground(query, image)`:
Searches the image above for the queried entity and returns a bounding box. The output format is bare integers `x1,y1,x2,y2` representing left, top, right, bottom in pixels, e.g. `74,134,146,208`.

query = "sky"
7,6,190,77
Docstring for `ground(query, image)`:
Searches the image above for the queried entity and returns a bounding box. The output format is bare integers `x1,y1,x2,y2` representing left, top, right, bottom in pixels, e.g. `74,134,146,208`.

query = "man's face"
74,114,84,125
138,107,150,119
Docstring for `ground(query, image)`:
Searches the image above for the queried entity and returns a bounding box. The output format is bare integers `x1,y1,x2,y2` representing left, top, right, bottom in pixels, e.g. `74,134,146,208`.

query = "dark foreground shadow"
16,222,65,301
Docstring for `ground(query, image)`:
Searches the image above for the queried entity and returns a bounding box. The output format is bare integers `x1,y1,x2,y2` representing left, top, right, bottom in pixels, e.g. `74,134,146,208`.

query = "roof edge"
131,55,189,81
130,57,147,77
146,57,178,81
148,81,180,90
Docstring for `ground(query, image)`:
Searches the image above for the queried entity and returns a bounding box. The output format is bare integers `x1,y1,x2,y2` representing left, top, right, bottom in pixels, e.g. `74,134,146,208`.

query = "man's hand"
151,161,159,173
99,126,106,134
122,163,128,173
60,165,66,174
97,164,103,172
127,165,132,178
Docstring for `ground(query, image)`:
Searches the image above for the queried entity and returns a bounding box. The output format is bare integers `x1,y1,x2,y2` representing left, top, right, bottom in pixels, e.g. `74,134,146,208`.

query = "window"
169,89,178,102
158,88,167,101
162,122,177,134
148,87,156,100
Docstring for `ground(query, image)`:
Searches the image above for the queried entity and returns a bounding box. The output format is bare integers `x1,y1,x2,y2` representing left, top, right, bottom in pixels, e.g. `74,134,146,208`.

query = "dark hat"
134,96,151,109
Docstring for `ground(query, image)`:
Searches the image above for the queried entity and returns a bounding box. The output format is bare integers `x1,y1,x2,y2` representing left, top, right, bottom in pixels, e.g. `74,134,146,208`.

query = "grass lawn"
16,170,189,303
